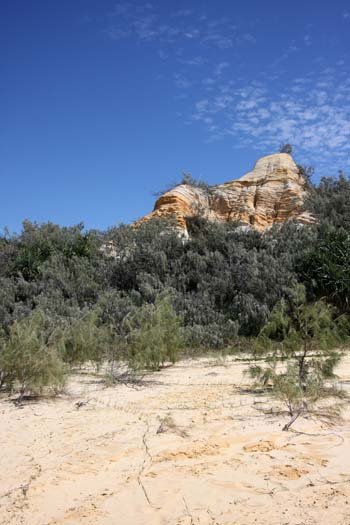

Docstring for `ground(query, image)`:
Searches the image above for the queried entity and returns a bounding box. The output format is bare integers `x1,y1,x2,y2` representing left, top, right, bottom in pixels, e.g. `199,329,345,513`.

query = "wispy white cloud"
105,5,349,174
105,3,256,51
178,56,205,66
109,3,132,17
190,70,350,172
304,34,312,46
173,73,192,89
241,33,256,44
171,9,194,18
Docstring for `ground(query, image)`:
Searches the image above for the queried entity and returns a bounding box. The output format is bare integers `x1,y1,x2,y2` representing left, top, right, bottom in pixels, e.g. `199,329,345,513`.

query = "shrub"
10,221,96,281
126,294,183,371
279,143,293,154
297,164,315,187
0,179,348,366
61,311,112,368
180,172,211,192
306,172,350,228
0,310,66,399
249,285,345,430
300,226,350,311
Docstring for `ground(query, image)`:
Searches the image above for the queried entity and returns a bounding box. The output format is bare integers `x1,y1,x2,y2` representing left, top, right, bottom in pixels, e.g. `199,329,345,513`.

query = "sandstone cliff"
139,153,315,234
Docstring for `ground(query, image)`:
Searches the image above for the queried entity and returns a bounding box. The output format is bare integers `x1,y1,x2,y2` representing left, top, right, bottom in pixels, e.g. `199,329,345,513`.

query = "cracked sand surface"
1,356,350,525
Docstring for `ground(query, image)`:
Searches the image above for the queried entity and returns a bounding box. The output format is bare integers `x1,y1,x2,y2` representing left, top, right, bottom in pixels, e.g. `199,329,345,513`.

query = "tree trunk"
298,343,308,391
282,410,301,431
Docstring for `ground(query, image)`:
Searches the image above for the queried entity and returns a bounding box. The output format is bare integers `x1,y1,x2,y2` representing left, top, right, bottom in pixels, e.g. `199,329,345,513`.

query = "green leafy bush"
306,172,350,229
300,226,350,311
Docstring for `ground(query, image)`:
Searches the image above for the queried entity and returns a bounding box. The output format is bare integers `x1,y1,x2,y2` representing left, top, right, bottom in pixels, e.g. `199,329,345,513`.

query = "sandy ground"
1,355,350,525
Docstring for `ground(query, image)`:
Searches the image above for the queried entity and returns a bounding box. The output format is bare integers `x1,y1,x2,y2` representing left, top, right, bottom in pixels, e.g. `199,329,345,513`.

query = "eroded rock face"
139,153,315,234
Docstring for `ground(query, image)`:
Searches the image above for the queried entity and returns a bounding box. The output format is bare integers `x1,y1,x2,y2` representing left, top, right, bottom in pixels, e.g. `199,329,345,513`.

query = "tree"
249,285,345,430
126,294,183,371
0,310,66,400
279,144,293,155
61,311,112,368
297,164,314,187
300,226,350,312
306,172,350,229
11,221,95,281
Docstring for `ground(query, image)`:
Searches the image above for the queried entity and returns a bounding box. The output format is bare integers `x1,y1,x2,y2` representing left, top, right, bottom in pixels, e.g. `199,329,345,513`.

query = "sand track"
1,356,350,525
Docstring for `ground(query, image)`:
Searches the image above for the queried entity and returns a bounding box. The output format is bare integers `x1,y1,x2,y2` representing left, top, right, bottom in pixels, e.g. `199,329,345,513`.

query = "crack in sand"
137,421,158,508
1,355,350,525
0,459,42,525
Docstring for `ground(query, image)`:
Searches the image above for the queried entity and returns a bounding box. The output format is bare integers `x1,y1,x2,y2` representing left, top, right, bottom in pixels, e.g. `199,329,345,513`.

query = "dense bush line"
0,172,349,397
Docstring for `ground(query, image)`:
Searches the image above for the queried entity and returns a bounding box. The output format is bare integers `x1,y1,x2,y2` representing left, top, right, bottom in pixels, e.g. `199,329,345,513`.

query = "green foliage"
153,173,211,197
0,310,66,398
249,285,345,429
279,143,293,154
10,221,95,281
180,172,211,192
61,311,112,367
126,294,183,371
297,164,315,187
300,226,350,311
0,212,336,356
0,163,349,395
306,172,350,228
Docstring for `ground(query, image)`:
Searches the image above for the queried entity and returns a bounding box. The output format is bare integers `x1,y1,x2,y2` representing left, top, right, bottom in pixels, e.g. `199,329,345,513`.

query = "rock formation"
138,153,315,235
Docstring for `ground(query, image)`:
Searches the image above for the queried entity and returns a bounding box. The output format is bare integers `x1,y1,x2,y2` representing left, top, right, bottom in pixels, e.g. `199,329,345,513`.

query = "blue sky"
1,1,350,232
